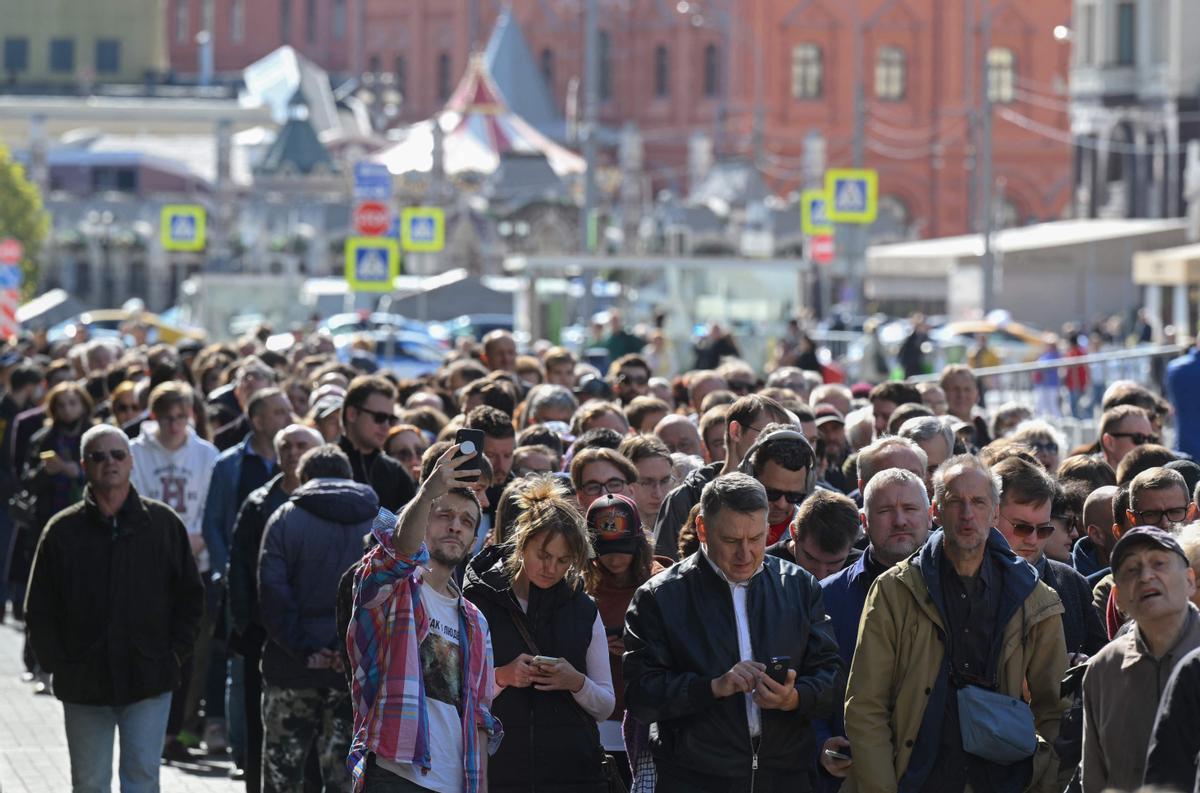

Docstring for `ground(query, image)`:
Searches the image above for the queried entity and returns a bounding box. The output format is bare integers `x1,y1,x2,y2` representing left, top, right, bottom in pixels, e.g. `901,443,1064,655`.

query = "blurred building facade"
1069,0,1200,221
0,0,168,87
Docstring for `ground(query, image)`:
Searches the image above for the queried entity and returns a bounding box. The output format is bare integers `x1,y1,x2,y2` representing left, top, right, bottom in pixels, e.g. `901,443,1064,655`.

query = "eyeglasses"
999,511,1055,539
1107,432,1160,446
580,478,629,497
113,401,138,414
86,449,129,463
618,373,649,386
352,405,399,427
728,381,755,394
1029,441,1059,454
764,488,806,505
636,474,678,491
1131,507,1189,525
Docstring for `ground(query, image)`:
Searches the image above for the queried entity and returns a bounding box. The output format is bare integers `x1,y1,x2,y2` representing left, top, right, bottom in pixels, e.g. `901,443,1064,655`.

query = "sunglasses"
352,406,399,427
618,374,649,386
1108,432,1160,446
764,488,806,505
1000,512,1055,539
86,449,129,463
1029,441,1058,454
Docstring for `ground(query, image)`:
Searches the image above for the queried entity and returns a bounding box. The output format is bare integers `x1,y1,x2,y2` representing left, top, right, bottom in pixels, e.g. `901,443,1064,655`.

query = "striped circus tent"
371,54,584,179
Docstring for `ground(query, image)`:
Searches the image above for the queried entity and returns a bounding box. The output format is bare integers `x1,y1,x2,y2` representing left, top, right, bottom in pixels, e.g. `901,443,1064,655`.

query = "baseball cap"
586,493,643,556
308,384,346,410
814,404,845,428
575,374,613,401
1110,526,1191,574
311,395,343,420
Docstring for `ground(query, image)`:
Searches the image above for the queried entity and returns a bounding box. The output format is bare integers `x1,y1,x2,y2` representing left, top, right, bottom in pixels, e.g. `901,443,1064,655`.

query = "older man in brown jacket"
842,455,1068,793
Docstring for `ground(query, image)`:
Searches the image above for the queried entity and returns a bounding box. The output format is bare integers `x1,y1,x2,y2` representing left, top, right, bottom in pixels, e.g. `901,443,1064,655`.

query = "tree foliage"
0,142,49,301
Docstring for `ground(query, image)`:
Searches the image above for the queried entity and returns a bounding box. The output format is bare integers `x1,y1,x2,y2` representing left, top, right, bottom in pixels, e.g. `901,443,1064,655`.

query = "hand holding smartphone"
453,428,486,483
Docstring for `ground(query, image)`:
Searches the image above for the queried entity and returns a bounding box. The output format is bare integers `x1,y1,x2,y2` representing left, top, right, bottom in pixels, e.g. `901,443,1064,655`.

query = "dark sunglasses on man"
352,405,399,427
86,449,129,464
764,487,806,505
1000,512,1055,539
1107,431,1159,446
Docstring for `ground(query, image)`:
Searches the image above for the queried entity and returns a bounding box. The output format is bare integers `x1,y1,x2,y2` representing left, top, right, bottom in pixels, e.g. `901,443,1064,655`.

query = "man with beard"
346,444,501,792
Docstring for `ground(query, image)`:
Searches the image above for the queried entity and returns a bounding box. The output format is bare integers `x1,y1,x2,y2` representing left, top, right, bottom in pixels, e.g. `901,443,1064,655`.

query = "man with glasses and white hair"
842,455,1067,793
25,424,205,793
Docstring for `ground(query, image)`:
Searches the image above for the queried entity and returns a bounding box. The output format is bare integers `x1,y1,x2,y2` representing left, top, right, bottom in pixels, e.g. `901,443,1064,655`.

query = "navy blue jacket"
1070,535,1104,579
258,477,378,689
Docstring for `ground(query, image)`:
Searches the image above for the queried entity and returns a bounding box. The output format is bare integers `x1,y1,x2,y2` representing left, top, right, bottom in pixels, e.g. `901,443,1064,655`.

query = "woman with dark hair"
16,381,95,692
463,478,614,793
581,494,668,786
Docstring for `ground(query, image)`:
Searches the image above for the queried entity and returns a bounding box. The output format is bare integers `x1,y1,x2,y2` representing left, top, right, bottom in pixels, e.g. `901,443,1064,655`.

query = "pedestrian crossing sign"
801,189,833,236
400,207,445,252
160,205,207,251
345,236,400,292
825,169,878,224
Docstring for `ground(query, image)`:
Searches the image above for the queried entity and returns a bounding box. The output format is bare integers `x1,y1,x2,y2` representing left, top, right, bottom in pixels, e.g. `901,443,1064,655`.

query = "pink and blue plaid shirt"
346,508,502,792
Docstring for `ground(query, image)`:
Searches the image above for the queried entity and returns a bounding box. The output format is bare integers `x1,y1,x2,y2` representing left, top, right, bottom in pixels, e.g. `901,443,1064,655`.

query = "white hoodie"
130,421,220,572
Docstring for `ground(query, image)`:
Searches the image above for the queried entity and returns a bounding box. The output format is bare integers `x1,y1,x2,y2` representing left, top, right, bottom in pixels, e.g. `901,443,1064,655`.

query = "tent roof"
483,9,567,142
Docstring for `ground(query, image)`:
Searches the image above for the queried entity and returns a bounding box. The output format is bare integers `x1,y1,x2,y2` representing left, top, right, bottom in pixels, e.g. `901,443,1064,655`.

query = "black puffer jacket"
24,485,205,706
623,552,843,791
462,544,607,793
337,435,415,514
258,477,378,689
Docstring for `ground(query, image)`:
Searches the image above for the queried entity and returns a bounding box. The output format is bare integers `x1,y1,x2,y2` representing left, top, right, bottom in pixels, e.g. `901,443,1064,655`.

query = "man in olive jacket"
842,455,1068,793
625,473,843,792
25,424,204,793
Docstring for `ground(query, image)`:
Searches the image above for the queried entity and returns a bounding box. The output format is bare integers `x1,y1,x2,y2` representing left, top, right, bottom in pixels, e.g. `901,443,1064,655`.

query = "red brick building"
168,0,1074,238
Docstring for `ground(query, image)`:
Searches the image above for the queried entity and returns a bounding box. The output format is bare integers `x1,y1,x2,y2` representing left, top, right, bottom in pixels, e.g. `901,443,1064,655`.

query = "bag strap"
509,604,540,656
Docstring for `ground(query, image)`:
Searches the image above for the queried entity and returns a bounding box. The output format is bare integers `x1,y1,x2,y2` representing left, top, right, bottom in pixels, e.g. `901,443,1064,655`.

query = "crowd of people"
1,319,1199,793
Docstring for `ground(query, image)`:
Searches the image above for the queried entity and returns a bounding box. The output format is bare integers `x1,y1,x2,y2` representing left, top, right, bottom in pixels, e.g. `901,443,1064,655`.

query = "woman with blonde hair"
463,478,614,793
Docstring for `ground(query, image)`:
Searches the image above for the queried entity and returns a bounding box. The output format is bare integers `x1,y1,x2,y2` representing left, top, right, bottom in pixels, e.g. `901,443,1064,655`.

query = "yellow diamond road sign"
160,205,206,251
800,189,833,237
400,207,445,252
825,169,878,224
345,237,400,293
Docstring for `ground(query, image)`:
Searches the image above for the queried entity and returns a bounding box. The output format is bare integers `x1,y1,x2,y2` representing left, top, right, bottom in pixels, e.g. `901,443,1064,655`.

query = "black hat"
1110,526,1190,574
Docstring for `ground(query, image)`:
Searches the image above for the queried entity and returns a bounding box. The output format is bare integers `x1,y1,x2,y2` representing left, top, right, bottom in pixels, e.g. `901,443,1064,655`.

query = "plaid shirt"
346,508,502,792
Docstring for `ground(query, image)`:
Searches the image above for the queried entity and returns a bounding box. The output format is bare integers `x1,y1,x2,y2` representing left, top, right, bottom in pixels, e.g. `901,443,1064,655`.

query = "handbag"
509,609,628,793
946,589,1037,766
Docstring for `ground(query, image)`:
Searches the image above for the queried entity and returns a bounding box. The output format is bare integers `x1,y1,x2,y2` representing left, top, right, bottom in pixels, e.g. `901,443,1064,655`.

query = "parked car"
49,309,206,345
334,330,448,379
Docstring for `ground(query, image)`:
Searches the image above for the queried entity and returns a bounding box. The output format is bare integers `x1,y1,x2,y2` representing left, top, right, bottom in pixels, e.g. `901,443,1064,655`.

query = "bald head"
1083,485,1118,562
655,414,704,458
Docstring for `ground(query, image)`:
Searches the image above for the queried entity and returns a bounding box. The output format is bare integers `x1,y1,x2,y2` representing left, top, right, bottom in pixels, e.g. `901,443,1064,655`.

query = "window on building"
540,48,554,90
306,0,318,45
333,0,346,40
703,43,719,97
599,31,612,100
654,45,669,98
175,0,189,44
281,0,293,44
95,40,120,74
231,0,245,42
49,39,75,73
791,44,822,99
3,38,28,74
437,52,452,100
1116,0,1136,65
874,46,906,100
1079,4,1095,65
394,54,407,97
987,48,1015,103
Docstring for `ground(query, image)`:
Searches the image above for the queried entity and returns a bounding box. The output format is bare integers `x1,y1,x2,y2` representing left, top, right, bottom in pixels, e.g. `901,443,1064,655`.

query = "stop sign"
0,238,23,265
353,201,391,236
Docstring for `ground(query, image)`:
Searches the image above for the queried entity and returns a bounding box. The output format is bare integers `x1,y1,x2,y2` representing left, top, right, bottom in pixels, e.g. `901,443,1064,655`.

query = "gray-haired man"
625,472,842,792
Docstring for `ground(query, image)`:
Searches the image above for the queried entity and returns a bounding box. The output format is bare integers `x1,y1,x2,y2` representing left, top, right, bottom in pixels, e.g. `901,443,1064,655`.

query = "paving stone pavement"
0,619,241,793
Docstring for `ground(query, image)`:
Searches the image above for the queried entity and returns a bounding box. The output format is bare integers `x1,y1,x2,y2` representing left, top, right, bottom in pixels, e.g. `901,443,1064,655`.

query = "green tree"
0,142,49,301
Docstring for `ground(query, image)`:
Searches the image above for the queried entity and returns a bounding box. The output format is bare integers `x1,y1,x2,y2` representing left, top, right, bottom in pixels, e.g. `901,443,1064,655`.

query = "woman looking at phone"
463,478,614,793
581,493,667,785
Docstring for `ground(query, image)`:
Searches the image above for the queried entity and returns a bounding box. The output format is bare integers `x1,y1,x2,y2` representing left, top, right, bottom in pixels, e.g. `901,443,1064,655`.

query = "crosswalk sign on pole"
801,189,833,237
400,207,445,252
345,237,400,292
824,169,878,224
160,205,207,251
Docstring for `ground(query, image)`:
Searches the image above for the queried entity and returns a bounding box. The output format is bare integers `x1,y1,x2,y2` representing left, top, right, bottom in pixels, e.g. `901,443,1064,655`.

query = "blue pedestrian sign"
0,265,20,291
801,189,833,236
345,237,400,292
825,169,878,224
353,161,393,201
160,205,207,251
400,207,445,252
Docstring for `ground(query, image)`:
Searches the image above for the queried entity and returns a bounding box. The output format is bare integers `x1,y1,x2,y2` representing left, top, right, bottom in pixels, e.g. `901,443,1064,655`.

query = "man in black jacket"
337,375,415,513
653,394,792,559
625,473,843,792
24,423,204,792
